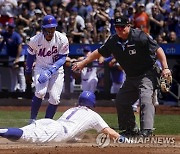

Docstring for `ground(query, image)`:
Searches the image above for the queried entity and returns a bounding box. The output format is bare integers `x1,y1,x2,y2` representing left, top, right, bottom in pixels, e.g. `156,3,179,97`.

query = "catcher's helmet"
78,91,96,108
42,15,57,28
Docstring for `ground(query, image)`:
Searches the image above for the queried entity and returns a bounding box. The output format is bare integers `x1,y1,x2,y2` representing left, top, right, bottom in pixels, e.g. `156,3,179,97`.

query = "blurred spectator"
51,3,58,18
67,13,84,43
90,1,109,35
28,9,43,37
167,31,179,43
83,21,97,44
145,0,154,15
72,7,85,30
155,0,171,16
56,7,69,34
28,1,36,17
74,0,88,19
155,34,167,44
16,5,32,28
44,6,52,15
126,5,134,24
0,23,26,92
37,1,48,15
84,0,93,15
104,1,114,19
133,3,149,34
149,5,164,39
0,0,18,26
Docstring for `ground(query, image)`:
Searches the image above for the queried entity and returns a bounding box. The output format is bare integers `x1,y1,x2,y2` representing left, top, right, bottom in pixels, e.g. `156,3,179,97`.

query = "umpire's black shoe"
120,128,139,137
139,129,153,137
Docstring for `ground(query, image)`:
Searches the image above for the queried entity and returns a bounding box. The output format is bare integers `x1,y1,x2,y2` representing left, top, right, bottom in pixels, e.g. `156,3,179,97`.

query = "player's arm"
101,127,120,140
72,49,101,71
156,47,169,70
49,54,68,74
25,46,36,74
38,54,68,84
156,47,171,77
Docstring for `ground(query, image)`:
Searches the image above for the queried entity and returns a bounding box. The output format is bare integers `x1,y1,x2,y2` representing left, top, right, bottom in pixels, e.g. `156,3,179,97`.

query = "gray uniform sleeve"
140,32,160,54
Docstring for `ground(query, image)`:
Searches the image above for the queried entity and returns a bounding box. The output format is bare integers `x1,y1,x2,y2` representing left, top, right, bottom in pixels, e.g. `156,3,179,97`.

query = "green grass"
0,111,179,135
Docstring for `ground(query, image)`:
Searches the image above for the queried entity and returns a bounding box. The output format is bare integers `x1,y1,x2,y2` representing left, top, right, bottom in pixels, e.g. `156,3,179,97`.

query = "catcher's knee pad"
35,90,46,99
48,94,60,105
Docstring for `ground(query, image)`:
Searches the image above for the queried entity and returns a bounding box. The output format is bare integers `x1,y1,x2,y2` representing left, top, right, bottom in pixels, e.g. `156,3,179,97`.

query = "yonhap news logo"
96,133,110,148
96,133,175,147
117,136,175,144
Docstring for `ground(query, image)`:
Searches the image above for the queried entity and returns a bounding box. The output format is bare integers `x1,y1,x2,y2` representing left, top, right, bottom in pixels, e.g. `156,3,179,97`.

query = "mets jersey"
20,106,109,143
27,31,69,72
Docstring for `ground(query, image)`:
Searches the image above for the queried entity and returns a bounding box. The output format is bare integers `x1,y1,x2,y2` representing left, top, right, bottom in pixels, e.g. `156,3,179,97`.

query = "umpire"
72,16,171,137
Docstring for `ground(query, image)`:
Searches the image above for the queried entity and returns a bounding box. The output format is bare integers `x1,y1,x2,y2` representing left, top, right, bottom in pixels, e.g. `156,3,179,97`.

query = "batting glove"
38,70,52,84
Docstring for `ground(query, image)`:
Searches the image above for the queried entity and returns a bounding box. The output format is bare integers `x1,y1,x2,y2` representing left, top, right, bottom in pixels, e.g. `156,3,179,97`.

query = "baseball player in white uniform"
25,15,69,123
0,91,124,143
78,46,98,92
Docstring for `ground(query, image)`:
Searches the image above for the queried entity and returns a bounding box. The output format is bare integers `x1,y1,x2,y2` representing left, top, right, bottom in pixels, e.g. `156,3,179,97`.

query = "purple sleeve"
25,53,36,74
49,54,67,74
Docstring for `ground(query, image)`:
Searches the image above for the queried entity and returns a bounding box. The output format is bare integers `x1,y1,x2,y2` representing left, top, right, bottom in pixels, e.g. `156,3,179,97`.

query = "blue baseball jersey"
1,31,22,57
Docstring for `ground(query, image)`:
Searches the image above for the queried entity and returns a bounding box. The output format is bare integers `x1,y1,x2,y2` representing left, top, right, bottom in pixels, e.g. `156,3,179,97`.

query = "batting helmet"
42,15,57,28
78,91,96,108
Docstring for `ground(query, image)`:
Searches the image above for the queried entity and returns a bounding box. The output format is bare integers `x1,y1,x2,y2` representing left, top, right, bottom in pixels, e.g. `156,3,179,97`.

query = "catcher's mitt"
159,75,172,93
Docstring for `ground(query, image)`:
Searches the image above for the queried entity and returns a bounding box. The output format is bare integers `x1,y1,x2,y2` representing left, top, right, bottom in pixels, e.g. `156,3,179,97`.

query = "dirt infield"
0,134,180,154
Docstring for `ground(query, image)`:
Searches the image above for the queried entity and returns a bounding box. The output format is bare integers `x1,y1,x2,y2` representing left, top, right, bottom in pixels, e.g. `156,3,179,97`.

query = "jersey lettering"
66,108,79,120
52,54,60,62
38,46,58,57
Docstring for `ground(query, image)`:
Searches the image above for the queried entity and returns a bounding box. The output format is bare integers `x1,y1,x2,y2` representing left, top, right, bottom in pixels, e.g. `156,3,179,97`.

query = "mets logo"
48,18,53,24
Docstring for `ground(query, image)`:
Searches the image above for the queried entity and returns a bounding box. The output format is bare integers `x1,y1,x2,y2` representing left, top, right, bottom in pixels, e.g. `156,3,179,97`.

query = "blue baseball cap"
6,22,16,28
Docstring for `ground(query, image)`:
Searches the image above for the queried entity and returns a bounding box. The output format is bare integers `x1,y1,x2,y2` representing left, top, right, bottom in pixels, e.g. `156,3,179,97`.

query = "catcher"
0,91,125,143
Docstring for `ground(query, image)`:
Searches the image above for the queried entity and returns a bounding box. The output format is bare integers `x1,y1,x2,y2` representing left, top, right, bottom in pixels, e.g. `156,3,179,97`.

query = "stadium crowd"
0,0,180,45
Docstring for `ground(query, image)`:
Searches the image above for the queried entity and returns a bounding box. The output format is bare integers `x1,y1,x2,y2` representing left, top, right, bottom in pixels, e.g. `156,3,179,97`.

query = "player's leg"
17,66,26,92
88,78,98,92
152,89,159,106
132,99,139,112
115,79,139,134
45,72,64,118
0,128,23,141
9,67,18,92
139,74,156,137
81,80,88,91
30,70,48,122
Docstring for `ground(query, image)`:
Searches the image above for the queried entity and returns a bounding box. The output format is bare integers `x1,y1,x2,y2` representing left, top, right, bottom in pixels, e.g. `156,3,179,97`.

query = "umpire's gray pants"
115,70,157,130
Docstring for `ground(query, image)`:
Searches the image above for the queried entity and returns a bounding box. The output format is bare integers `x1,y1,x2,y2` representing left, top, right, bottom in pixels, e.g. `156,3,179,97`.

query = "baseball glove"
159,75,172,93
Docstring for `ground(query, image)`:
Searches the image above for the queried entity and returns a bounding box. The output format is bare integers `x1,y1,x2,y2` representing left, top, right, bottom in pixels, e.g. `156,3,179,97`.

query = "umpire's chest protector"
99,29,158,77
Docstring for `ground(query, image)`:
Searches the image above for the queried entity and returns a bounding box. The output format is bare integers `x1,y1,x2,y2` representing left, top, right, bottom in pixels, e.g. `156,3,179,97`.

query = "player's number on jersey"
53,54,60,63
66,108,79,120
87,68,92,72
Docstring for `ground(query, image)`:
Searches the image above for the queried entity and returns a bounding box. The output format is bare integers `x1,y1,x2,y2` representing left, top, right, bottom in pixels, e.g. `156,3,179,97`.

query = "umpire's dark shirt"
98,28,160,77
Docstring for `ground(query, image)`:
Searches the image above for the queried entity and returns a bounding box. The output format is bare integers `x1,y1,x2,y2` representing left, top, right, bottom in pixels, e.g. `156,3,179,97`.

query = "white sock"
0,129,8,134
